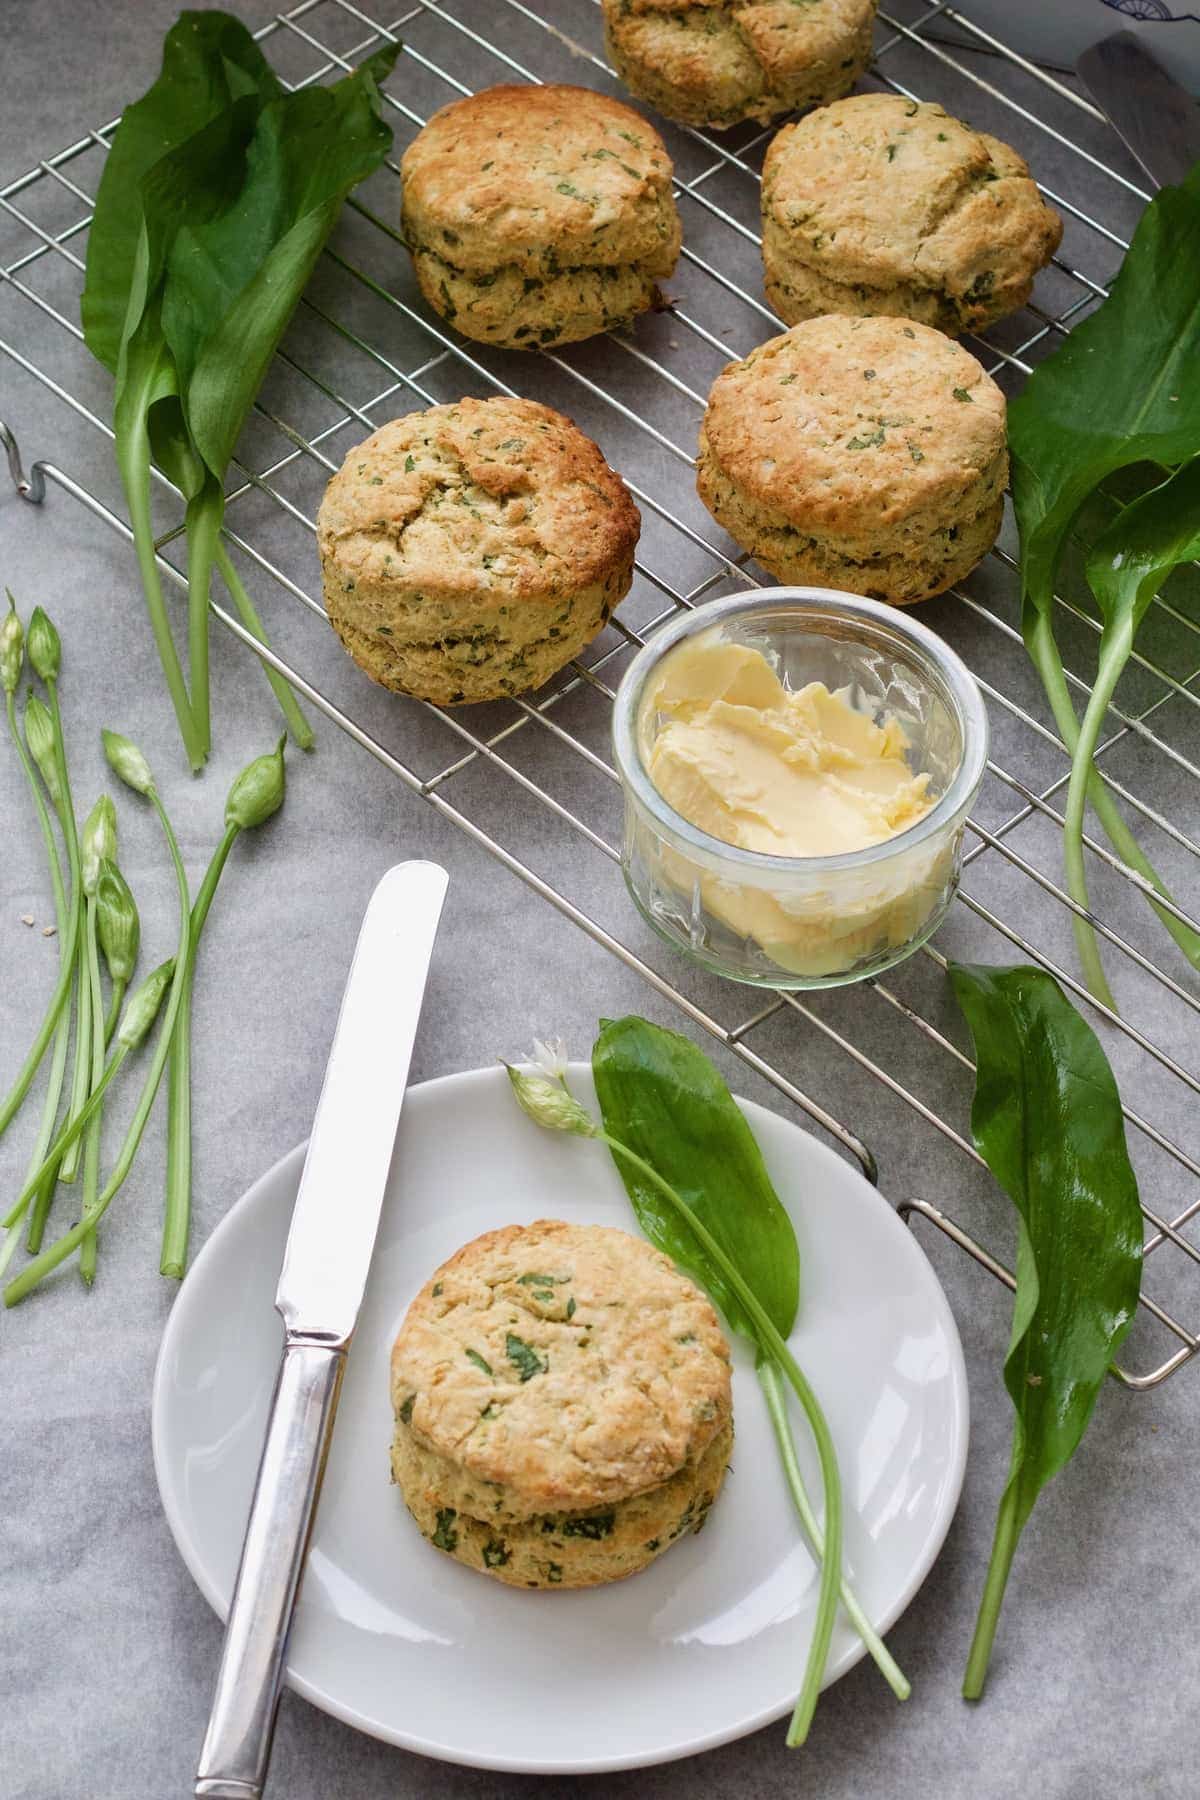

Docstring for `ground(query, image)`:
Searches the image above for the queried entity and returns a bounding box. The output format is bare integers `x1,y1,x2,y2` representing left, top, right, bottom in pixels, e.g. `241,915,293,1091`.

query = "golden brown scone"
602,0,876,130
696,315,1007,603
316,398,640,704
761,94,1063,335
392,1418,732,1589
391,1220,733,1516
400,84,681,348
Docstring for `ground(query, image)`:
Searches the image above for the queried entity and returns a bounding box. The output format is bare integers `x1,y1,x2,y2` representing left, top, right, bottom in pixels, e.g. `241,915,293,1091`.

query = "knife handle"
195,1338,345,1799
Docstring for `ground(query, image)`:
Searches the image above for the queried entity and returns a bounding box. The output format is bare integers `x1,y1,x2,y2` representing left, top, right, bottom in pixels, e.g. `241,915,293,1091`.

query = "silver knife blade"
1076,30,1200,192
275,859,448,1344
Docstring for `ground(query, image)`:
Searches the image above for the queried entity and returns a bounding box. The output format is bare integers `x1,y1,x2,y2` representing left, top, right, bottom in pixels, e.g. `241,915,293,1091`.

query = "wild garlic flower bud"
0,595,23,695
504,1061,596,1137
81,794,118,896
102,728,155,796
116,958,174,1051
225,734,286,832
24,691,61,805
97,859,140,982
26,606,61,682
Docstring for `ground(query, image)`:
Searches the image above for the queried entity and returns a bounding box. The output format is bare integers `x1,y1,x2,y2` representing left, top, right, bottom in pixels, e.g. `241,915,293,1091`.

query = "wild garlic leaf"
950,962,1143,1698
591,1016,799,1341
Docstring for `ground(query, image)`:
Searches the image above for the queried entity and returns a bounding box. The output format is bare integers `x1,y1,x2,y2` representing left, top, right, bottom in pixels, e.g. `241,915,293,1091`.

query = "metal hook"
0,420,46,505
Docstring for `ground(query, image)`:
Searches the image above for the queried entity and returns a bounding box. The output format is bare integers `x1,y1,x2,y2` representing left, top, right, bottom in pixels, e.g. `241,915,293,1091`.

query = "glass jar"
612,587,988,989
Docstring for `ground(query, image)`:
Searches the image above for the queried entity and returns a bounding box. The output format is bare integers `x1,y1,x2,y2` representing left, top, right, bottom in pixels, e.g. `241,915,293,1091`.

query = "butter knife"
1076,30,1200,191
194,859,449,1799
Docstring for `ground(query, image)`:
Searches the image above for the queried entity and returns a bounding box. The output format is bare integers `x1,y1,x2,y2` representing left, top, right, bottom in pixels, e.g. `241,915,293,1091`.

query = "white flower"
504,1063,596,1138
531,1036,569,1080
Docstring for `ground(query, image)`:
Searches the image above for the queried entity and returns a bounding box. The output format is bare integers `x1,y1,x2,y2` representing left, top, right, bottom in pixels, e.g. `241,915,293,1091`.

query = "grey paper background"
1,4,1196,1797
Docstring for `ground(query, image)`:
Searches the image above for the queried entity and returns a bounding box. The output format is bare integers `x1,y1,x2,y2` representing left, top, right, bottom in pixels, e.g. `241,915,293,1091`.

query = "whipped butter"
637,632,950,978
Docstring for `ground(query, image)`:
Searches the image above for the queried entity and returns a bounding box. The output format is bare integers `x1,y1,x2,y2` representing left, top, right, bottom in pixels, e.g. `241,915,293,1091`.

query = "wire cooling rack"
2,0,1199,1387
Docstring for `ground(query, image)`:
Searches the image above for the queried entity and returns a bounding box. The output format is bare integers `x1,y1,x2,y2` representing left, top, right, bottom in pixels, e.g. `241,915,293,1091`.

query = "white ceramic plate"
153,1065,968,1775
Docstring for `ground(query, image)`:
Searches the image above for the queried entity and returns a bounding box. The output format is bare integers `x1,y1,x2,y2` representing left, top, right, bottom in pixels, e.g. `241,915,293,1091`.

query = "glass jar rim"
612,586,990,878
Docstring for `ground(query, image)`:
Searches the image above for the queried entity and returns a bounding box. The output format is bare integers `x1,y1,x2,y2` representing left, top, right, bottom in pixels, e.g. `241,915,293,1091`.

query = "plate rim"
153,1063,970,1774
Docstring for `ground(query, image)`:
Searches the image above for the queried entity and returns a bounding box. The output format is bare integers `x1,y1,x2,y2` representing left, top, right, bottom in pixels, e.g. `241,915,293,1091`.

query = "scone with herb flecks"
602,0,877,130
401,84,681,349
696,314,1007,604
762,94,1063,335
390,1219,733,1588
317,398,640,705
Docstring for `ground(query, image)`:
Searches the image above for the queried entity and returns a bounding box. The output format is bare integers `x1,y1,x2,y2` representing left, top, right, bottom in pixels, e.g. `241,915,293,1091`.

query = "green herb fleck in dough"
398,1394,415,1425
506,1332,547,1381
404,454,416,472
566,1296,576,1320
432,1508,458,1552
886,144,898,162
863,369,876,380
482,1540,510,1568
465,1347,493,1376
544,1562,564,1584
908,443,926,463
953,387,973,403
846,428,886,450
517,1271,565,1286
556,181,583,199
779,373,797,384
561,1512,616,1540
480,1401,501,1420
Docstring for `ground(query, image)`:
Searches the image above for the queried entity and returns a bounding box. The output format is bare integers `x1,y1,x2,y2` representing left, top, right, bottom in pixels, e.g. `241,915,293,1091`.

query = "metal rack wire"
2,0,1198,1386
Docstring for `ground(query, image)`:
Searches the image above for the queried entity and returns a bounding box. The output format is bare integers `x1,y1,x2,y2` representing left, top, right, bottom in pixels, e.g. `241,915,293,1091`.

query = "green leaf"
505,1333,546,1382
82,13,279,370
1060,460,1200,993
163,48,398,477
949,963,1143,1698
591,1016,799,1341
1011,168,1200,987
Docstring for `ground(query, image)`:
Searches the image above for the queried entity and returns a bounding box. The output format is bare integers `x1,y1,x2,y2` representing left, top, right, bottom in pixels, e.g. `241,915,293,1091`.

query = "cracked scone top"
602,0,877,130
391,1220,732,1519
316,397,640,705
696,315,1008,604
400,84,681,349
761,94,1063,335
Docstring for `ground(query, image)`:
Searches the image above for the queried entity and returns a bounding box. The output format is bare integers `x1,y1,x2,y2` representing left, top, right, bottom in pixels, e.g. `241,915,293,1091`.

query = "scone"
390,1219,734,1588
762,94,1063,335
400,84,681,349
696,315,1007,603
602,0,877,130
317,398,640,704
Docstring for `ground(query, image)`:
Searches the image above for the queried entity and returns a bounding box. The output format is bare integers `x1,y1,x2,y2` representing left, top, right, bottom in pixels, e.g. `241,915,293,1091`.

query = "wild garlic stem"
185,479,223,763
161,822,239,1279
214,542,314,750
47,678,89,1185
962,1481,1022,1699
4,692,73,1238
103,979,127,1048
594,1129,844,1747
118,420,205,771
4,1048,129,1235
758,1360,910,1702
5,804,191,1302
79,896,107,1283
0,697,81,1139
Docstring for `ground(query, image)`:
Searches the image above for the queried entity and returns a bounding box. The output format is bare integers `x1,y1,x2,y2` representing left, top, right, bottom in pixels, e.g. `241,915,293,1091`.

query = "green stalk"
758,1359,910,1702
1026,612,1200,985
103,980,127,1048
0,705,81,1140
79,895,107,1283
161,821,239,1279
594,1131,843,1746
962,1480,1022,1699
45,675,91,1185
116,416,205,772
4,1048,129,1235
4,692,72,1242
6,797,191,1301
214,541,314,750
185,478,223,763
